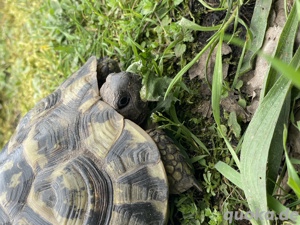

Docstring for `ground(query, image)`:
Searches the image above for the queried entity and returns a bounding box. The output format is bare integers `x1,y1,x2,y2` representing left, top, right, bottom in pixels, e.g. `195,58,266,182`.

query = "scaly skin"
147,129,202,194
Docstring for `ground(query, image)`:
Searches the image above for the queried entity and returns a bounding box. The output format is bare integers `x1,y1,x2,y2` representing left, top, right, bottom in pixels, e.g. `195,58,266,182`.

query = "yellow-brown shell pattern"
0,56,168,225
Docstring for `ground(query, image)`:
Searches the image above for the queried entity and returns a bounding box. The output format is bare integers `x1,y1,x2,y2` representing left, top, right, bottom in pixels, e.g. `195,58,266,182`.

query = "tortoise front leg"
147,129,202,194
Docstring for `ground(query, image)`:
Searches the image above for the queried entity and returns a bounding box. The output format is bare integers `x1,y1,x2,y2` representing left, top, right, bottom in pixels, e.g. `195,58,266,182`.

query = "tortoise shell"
0,56,168,224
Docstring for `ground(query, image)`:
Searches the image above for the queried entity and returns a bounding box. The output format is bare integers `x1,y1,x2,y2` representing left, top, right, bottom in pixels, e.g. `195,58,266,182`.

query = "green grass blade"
261,3,299,97
291,158,300,165
297,0,300,21
198,0,226,11
222,136,241,169
215,161,242,189
168,106,209,153
240,0,273,74
261,53,300,89
283,126,300,199
211,37,223,126
288,178,300,198
267,194,300,223
211,32,240,169
231,18,251,88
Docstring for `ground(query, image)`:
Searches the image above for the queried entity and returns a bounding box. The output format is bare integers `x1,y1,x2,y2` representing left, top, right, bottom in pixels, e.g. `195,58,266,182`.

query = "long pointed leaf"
240,75,292,225
264,46,300,194
211,32,240,169
215,161,242,189
240,4,299,224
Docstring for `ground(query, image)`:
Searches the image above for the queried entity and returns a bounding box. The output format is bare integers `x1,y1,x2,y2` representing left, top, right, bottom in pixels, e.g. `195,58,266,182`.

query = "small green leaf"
174,43,186,57
235,80,243,90
140,0,154,15
228,112,241,138
126,61,143,73
238,98,246,108
141,75,172,101
178,17,221,31
174,0,183,6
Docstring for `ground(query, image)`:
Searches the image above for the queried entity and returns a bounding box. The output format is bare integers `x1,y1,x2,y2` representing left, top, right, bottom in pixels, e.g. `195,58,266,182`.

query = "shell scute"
105,120,168,224
0,204,10,224
111,202,165,225
104,120,160,178
0,56,169,224
15,205,52,225
80,101,124,161
26,156,113,225
0,147,34,218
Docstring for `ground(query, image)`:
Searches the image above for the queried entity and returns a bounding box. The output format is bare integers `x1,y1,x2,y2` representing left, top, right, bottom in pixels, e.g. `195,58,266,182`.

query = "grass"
1,0,300,224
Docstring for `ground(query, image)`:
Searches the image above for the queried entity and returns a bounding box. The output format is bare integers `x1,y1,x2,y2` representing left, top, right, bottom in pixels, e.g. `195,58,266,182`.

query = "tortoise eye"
118,95,130,109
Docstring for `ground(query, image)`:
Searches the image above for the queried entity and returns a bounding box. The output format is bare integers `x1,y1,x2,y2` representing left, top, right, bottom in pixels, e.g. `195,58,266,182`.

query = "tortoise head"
100,72,148,125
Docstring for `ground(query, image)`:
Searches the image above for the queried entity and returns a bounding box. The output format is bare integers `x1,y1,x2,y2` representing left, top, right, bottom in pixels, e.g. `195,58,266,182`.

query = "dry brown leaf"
188,43,232,82
242,0,287,116
246,26,283,96
191,100,212,118
221,92,250,122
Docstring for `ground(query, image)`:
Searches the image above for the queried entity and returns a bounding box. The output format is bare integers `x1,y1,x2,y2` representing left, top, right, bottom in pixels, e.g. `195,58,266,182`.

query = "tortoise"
0,56,201,224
